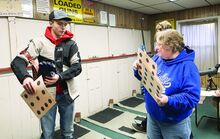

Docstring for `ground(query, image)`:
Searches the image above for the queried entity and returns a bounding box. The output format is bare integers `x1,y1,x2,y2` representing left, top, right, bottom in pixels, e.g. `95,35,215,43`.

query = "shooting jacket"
11,31,82,101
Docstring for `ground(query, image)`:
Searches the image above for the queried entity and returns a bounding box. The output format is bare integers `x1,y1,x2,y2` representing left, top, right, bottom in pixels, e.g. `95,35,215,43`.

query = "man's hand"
23,77,36,95
155,94,168,107
44,74,60,86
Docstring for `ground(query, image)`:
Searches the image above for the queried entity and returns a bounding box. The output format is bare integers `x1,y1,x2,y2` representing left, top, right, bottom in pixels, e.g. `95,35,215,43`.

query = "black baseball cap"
49,10,72,22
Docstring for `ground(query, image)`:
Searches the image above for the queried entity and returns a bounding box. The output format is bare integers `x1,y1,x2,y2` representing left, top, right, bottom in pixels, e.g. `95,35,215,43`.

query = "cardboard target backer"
137,49,164,103
21,76,56,119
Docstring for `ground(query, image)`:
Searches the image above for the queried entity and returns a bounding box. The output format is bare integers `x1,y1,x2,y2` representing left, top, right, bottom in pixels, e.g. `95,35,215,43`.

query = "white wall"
75,57,139,117
0,18,11,68
74,24,109,59
0,17,149,138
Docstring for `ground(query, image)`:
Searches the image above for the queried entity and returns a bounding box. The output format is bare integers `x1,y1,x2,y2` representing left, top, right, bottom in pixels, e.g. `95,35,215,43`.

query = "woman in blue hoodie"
133,29,200,139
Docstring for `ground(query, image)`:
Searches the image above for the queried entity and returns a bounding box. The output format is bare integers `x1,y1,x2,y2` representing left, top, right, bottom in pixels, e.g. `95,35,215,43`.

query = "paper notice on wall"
21,0,33,18
100,11,107,25
0,0,22,16
109,13,116,26
36,0,50,14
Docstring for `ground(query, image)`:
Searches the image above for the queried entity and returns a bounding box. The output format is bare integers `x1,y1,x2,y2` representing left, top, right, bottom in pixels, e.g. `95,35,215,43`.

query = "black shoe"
190,132,193,139
132,123,146,133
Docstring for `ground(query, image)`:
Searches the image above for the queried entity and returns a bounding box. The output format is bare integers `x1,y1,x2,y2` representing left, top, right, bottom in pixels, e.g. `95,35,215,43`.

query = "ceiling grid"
92,0,220,14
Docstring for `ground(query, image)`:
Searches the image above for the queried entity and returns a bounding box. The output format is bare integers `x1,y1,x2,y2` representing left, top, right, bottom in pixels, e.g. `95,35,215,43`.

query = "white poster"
36,0,50,14
100,10,108,25
21,0,33,18
109,13,116,27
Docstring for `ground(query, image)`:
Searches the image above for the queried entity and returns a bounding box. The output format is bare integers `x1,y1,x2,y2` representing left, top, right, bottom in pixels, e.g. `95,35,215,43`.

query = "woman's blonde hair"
155,20,172,32
154,20,172,42
156,29,184,53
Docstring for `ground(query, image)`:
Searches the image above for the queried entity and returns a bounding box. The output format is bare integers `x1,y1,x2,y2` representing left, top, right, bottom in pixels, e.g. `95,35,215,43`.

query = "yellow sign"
53,0,83,23
155,18,175,29
83,8,95,23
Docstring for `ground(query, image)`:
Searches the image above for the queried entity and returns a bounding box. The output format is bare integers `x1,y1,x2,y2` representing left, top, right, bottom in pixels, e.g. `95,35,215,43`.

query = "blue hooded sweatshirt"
134,47,201,123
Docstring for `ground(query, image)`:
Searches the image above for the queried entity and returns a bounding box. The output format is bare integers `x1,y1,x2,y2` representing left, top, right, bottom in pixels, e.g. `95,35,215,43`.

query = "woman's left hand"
155,94,168,107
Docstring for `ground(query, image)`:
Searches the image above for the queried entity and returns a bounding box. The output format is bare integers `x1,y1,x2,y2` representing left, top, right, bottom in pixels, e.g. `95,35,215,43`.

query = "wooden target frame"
137,49,164,103
21,76,56,119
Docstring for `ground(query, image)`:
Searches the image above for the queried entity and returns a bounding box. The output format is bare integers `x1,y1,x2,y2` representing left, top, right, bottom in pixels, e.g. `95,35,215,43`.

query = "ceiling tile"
151,2,185,12
130,0,169,6
174,0,209,8
206,0,220,5
100,0,143,9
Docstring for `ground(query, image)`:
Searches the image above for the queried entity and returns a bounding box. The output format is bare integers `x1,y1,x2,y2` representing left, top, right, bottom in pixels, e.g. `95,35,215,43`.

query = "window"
180,20,218,70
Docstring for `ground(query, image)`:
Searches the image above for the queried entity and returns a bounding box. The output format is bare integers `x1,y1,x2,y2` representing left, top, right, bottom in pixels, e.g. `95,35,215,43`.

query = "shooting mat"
117,97,146,114
84,108,146,138
55,123,110,139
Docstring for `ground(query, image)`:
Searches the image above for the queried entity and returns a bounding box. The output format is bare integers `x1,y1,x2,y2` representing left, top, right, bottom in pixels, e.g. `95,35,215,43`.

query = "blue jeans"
40,93,74,139
147,114,191,139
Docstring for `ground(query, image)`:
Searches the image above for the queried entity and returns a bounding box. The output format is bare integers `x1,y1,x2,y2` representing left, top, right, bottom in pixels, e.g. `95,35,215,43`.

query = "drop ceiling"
93,0,220,14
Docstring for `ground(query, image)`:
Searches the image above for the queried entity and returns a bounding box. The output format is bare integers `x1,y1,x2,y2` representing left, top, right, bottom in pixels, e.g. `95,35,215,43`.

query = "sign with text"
83,7,95,23
53,0,83,23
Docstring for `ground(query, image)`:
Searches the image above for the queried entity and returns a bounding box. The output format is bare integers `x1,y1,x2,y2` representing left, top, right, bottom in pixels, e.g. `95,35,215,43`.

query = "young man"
11,10,81,139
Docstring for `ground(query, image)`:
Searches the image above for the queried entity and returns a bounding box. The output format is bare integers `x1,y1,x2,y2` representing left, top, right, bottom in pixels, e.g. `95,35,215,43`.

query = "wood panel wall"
32,0,149,30
94,2,149,30
150,4,220,21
